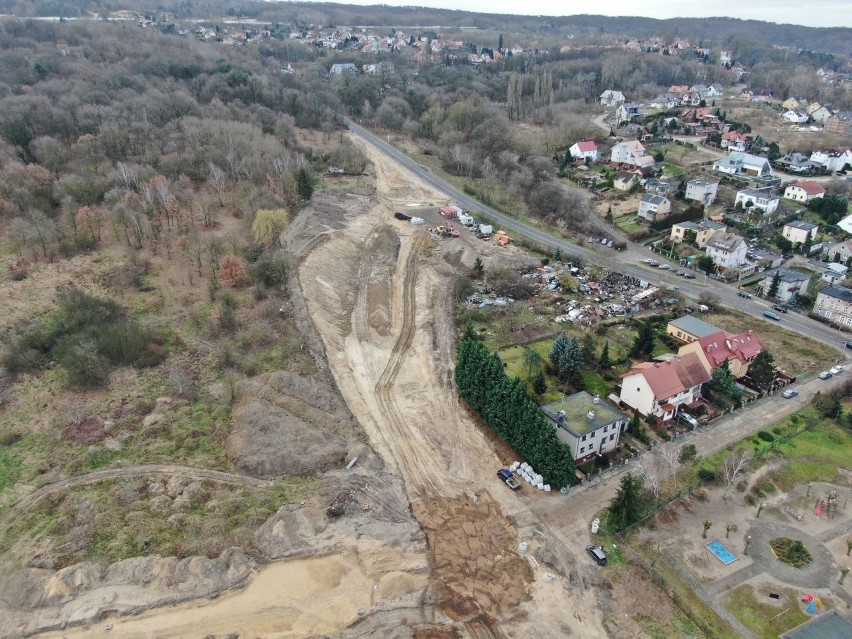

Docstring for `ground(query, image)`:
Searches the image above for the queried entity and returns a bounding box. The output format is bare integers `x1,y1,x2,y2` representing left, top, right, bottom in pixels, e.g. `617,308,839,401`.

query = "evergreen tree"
549,333,570,370
599,342,611,369
523,346,542,380
629,319,656,360
609,473,643,530
296,167,314,202
557,337,583,382
710,360,741,399
532,371,547,397
553,247,562,262
749,350,775,387
767,271,781,299
581,333,596,364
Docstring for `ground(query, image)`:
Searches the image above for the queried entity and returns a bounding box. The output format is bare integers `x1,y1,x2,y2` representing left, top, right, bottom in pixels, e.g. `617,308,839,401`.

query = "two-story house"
637,194,672,222
713,152,772,177
823,239,852,263
540,392,628,463
613,171,640,192
684,179,719,206
669,220,726,246
735,187,780,214
678,330,762,379
821,262,848,285
782,220,819,247
721,131,748,152
810,149,852,173
600,90,626,107
758,268,810,302
616,102,642,124
784,180,826,203
705,230,748,270
814,285,852,327
610,141,655,170
782,109,810,123
619,353,711,420
666,315,722,344
568,140,598,161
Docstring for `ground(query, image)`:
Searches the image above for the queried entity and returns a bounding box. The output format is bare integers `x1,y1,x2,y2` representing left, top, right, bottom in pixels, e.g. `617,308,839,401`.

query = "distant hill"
2,1,850,58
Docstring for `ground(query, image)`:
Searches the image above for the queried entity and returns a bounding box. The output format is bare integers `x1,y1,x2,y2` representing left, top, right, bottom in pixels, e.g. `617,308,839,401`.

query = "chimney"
593,394,600,404
587,411,595,421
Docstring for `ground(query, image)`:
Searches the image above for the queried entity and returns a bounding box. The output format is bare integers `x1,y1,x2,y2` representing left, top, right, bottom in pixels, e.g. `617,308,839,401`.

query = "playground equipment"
802,593,824,614
814,490,839,519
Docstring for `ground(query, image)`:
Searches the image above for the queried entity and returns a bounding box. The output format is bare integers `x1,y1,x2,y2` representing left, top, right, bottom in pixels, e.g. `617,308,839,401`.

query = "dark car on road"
738,292,753,299
772,305,788,313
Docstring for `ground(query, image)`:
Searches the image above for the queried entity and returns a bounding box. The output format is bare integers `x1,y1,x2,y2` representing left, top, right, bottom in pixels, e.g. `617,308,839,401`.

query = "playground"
635,476,852,638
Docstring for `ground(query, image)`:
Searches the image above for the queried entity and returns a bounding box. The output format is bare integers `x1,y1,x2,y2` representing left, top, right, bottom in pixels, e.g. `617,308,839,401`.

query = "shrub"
61,340,110,390
772,427,782,435
757,431,774,442
697,468,716,483
249,256,287,288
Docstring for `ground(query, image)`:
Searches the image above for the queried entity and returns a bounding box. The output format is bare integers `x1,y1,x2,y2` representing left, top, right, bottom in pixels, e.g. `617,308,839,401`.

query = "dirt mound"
413,492,532,623
61,416,106,445
228,371,368,478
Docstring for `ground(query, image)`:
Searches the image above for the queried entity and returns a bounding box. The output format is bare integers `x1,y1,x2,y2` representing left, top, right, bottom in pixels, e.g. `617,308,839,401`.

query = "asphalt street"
345,118,849,358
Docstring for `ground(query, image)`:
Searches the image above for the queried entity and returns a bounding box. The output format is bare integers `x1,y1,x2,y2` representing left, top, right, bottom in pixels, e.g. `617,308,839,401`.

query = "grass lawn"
723,585,808,639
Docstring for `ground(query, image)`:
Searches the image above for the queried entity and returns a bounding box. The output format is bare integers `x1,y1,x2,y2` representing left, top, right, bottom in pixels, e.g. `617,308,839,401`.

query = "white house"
616,102,642,124
811,106,833,124
784,180,826,203
782,220,819,247
685,179,719,206
758,268,810,302
814,285,852,327
568,140,598,161
611,141,655,170
329,62,358,75
540,392,628,463
782,109,810,123
705,230,748,269
637,194,671,223
600,90,626,107
822,262,848,284
735,187,780,214
713,152,772,177
824,239,852,263
619,353,711,420
721,131,748,152
705,84,723,98
810,149,852,173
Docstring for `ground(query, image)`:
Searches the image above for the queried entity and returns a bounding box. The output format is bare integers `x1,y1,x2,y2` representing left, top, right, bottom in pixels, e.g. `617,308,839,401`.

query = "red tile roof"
723,131,747,141
576,140,598,152
624,353,711,401
792,180,826,196
697,330,762,369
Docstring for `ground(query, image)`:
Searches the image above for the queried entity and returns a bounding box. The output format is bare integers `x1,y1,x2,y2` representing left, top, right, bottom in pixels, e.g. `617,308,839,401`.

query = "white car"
819,371,833,380
830,365,844,375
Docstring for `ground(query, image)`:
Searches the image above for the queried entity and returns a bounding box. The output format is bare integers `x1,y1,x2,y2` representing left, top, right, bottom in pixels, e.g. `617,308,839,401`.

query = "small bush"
698,468,715,482
249,256,287,288
757,431,774,442
772,427,782,435
0,430,22,447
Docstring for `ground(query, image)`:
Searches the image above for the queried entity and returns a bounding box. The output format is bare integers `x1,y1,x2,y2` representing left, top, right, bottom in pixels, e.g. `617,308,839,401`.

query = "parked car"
819,371,833,380
830,365,844,375
738,292,753,299
586,544,608,566
772,305,788,313
845,341,852,350
782,389,799,399
680,413,699,427
683,273,696,280
763,311,780,321
658,263,671,270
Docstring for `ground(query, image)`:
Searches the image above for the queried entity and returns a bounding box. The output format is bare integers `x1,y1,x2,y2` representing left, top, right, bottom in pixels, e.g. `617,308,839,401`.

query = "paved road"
345,119,849,356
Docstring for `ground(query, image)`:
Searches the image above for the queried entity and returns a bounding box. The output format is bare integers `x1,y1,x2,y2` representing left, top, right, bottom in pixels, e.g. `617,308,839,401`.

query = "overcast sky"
336,1,852,28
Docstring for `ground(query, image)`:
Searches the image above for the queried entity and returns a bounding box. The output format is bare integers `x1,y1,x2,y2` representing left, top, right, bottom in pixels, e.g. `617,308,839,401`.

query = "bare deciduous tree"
723,449,752,499
635,453,662,501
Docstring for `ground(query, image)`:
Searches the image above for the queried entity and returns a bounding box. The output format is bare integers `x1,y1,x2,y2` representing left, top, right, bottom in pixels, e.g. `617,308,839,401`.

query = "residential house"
649,93,680,109
758,268,809,302
781,97,805,110
685,179,719,206
747,248,783,270
825,111,852,135
805,101,823,116
718,51,733,66
610,141,655,170
690,84,709,97
814,285,852,327
666,315,723,344
713,152,772,177
668,85,689,97
782,221,819,247
619,353,711,420
680,90,703,106
329,62,358,74
821,262,848,284
600,90,626,107
775,152,820,174
569,140,598,161
643,178,674,196
824,239,852,263
705,230,748,269
782,109,810,123
637,194,671,223
616,102,642,124
735,187,780,214
363,62,393,75
811,105,834,124
670,220,726,246
613,171,639,192
810,148,852,173
678,330,762,379
540,392,627,463
721,131,748,152
705,85,723,98
784,180,826,203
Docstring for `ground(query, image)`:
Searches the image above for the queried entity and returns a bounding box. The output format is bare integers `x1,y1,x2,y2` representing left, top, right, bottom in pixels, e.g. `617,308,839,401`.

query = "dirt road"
297,136,609,637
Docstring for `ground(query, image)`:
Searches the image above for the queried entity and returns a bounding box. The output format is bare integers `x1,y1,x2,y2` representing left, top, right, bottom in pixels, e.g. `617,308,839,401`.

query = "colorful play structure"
802,593,825,615
813,490,839,519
